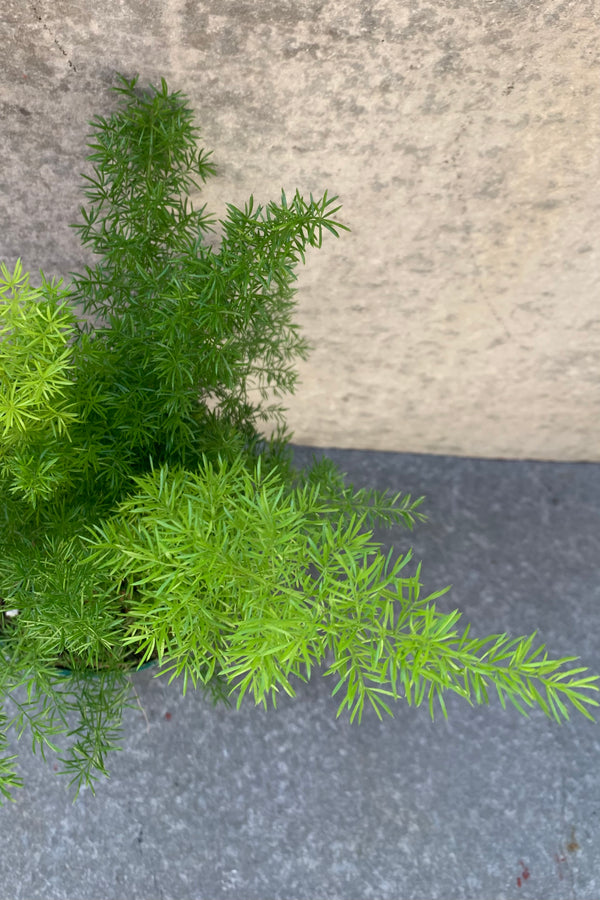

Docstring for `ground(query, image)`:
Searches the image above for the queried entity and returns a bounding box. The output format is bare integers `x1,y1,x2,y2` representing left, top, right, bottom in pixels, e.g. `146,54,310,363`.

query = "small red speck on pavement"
165,712,172,721
517,861,530,887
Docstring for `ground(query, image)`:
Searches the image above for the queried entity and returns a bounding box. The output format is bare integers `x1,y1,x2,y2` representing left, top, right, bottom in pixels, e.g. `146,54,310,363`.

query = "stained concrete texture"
1,1,600,461
0,446,599,900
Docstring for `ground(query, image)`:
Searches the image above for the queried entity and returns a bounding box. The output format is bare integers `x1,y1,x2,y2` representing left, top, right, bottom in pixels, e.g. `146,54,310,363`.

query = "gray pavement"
1,446,599,900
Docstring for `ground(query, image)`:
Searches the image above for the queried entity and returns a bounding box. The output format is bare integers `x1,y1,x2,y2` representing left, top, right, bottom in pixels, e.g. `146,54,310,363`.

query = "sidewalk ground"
2,446,599,900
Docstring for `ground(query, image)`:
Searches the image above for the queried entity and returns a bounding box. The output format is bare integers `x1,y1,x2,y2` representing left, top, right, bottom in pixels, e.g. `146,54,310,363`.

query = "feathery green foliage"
0,74,596,803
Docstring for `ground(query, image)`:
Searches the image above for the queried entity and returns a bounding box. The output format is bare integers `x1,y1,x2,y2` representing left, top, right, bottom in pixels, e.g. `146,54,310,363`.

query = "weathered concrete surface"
1,1,599,460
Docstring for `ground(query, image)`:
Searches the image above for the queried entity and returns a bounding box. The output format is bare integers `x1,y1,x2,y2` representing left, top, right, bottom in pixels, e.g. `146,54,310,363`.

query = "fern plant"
0,73,596,803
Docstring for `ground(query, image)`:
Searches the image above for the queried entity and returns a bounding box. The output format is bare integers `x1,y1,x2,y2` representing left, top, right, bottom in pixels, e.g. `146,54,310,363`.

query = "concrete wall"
2,0,599,461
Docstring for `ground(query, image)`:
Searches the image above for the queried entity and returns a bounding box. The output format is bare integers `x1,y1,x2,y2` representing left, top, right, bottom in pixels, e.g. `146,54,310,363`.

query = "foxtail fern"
0,74,596,803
